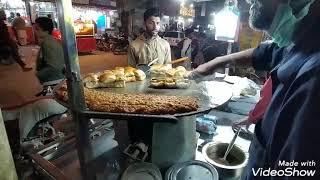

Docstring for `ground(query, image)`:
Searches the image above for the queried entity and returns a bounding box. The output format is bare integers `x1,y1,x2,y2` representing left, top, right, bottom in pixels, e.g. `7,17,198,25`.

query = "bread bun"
103,70,113,74
99,72,116,83
150,79,165,87
165,78,175,83
165,82,176,88
125,76,136,82
115,67,125,71
83,73,99,82
166,68,177,77
125,66,136,72
112,69,125,77
99,82,113,88
151,71,167,79
134,69,146,81
175,66,186,72
174,70,186,79
164,78,175,88
124,69,135,77
85,81,100,88
162,64,172,71
115,73,125,81
83,73,100,88
150,64,171,73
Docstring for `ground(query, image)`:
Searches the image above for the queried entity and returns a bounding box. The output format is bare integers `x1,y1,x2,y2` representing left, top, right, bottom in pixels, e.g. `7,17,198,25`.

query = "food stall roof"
22,0,117,10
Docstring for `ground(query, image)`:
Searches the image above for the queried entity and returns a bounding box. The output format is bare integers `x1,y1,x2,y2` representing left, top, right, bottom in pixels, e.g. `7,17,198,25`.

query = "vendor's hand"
193,57,223,76
187,71,204,81
188,65,216,83
233,117,252,131
193,64,211,76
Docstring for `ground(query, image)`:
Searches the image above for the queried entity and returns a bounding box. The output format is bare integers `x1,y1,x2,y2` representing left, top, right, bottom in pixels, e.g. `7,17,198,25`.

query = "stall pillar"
0,109,18,180
56,0,94,179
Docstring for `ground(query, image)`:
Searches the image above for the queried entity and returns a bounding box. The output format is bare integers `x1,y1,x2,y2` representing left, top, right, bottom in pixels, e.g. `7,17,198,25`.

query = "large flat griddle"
54,79,233,121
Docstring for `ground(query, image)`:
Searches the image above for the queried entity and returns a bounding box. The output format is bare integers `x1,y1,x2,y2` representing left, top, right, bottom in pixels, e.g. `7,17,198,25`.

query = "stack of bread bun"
150,64,172,79
83,66,146,89
150,64,191,89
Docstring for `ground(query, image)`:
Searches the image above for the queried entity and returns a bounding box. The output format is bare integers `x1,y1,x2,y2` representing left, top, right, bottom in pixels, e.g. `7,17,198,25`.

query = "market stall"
74,19,97,53
26,1,251,180
179,2,195,29
72,5,117,53
1,0,35,44
6,26,35,44
29,1,58,25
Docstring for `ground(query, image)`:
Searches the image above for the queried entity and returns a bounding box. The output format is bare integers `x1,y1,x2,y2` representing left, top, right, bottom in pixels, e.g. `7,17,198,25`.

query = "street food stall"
27,1,252,180
74,19,97,53
1,0,35,44
72,4,116,53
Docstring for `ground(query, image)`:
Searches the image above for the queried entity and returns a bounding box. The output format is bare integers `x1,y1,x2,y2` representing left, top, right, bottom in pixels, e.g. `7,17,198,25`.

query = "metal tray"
54,79,233,121
121,162,162,180
165,160,219,180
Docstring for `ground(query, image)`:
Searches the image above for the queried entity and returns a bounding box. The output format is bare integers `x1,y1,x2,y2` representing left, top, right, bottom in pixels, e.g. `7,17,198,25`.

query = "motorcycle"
111,35,129,55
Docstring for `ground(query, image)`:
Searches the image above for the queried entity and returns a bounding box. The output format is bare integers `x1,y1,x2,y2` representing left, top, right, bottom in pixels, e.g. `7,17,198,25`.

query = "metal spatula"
136,57,190,73
220,127,241,164
136,58,159,73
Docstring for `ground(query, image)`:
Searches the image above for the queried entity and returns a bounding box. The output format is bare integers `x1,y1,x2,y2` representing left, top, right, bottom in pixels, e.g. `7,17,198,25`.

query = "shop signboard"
72,0,89,5
74,20,95,37
238,22,263,51
110,1,116,7
90,0,116,7
96,15,106,30
180,5,195,17
215,7,239,42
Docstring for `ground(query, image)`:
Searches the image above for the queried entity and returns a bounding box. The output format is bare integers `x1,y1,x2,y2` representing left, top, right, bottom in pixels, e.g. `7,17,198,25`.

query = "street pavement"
0,46,127,107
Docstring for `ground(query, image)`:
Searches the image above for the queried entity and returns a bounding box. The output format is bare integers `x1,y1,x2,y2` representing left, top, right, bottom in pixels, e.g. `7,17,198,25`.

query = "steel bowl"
202,142,249,180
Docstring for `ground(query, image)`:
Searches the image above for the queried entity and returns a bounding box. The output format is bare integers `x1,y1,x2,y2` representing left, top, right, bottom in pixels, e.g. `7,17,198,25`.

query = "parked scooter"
111,34,129,55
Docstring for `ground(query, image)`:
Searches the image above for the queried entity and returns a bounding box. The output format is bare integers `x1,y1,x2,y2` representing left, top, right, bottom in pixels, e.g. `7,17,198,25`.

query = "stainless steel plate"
54,79,233,120
165,160,219,180
121,162,162,180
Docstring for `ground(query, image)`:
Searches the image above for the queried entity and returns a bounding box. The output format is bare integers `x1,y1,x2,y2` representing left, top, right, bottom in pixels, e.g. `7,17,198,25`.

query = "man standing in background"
12,13,27,45
7,12,15,23
178,28,194,69
47,14,58,28
180,29,193,59
127,8,171,67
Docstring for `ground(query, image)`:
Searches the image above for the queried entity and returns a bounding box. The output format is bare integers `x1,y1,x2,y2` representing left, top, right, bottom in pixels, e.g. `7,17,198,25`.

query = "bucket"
202,142,249,180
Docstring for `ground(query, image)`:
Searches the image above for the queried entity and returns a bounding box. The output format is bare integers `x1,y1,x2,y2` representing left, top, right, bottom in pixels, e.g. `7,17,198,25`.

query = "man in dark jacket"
34,17,64,83
191,0,320,179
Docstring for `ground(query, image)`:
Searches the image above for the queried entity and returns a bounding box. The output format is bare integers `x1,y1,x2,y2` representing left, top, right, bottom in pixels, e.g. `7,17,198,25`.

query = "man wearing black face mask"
189,0,320,179
127,8,171,67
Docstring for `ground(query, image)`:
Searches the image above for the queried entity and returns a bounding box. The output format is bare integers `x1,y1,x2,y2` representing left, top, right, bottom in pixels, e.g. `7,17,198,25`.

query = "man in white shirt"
128,8,171,67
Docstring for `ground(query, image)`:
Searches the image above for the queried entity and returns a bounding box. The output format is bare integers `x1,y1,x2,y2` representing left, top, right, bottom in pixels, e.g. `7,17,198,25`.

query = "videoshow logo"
252,160,317,177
